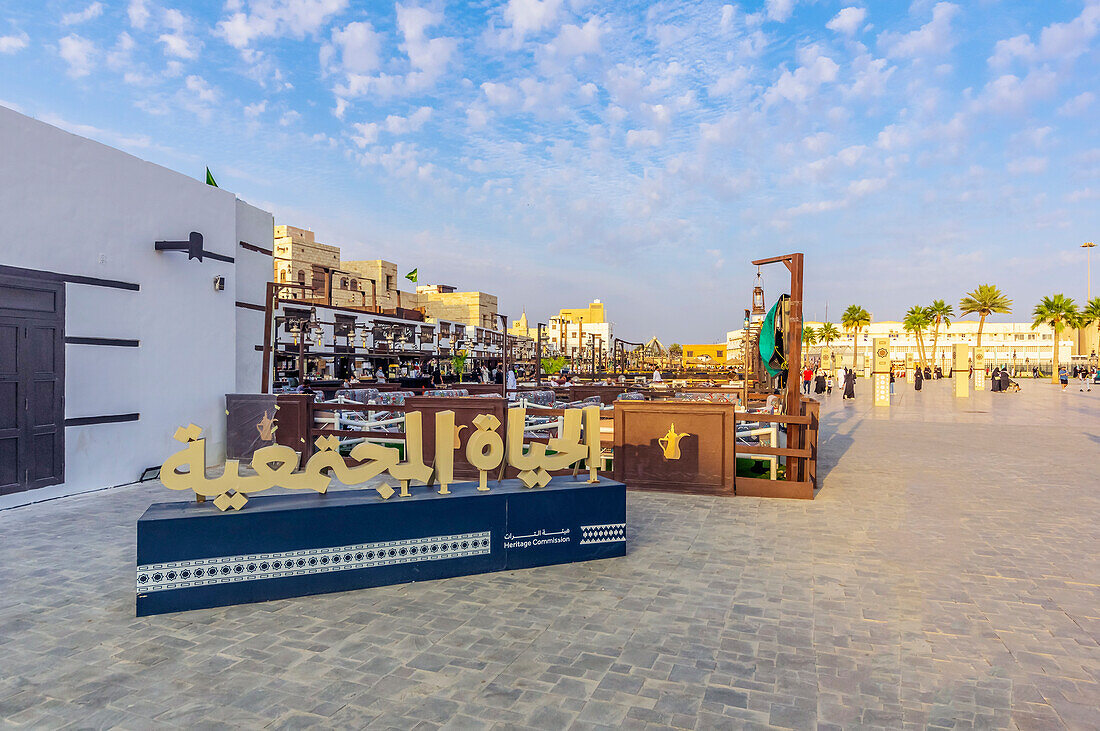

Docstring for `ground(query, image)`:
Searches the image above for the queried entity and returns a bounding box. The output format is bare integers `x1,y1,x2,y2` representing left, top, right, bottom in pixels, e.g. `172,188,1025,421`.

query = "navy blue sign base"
136,476,626,616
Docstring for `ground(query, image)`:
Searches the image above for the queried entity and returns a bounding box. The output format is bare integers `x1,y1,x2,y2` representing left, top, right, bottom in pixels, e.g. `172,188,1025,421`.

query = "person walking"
889,369,895,395
1059,366,1068,391
914,366,923,392
802,366,813,395
826,372,834,395
843,368,856,399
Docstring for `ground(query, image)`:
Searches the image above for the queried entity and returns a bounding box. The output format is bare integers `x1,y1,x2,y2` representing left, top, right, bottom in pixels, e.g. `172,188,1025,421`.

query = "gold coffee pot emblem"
658,423,691,460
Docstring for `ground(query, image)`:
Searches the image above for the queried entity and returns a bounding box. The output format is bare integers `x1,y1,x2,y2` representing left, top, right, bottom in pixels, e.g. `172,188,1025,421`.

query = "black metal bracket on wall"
154,232,234,264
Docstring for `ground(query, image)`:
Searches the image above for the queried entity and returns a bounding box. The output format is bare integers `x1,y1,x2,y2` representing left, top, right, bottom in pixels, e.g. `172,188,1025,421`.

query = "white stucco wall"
234,200,274,393
0,105,272,508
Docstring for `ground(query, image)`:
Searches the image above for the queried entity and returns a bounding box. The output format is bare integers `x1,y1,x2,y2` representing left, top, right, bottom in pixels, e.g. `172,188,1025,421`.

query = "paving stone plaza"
1,380,1098,729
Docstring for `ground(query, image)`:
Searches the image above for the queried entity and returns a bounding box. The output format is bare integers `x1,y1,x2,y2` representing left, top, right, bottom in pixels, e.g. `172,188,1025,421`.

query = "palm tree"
959,285,1012,348
1081,297,1100,328
903,306,932,368
841,305,871,370
927,299,953,369
802,325,817,347
1031,294,1078,384
816,322,840,346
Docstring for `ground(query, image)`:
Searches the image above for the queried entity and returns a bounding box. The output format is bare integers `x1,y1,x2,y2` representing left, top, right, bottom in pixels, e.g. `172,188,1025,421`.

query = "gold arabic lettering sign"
161,406,602,511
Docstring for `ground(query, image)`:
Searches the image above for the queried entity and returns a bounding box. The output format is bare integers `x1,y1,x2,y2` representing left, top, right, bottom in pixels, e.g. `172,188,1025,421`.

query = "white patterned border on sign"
579,523,626,544
136,531,491,594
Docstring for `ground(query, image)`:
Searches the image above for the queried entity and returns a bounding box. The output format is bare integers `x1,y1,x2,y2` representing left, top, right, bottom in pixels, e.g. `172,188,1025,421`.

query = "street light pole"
1084,242,1095,302
536,322,546,386
497,313,508,398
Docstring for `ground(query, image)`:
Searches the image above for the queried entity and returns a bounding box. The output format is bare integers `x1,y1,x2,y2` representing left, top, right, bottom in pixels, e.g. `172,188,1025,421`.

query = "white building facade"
0,106,272,508
547,318,612,360
726,320,1074,372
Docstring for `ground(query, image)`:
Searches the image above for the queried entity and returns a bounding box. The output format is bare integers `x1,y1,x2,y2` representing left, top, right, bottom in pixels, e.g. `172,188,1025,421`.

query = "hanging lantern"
752,271,766,316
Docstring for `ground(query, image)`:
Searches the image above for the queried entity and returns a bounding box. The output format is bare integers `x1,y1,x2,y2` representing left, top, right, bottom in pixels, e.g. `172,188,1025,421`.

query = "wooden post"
752,253,804,483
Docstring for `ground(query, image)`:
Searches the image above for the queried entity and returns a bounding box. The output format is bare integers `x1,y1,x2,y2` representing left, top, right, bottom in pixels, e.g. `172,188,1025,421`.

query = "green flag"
205,167,218,187
405,268,418,283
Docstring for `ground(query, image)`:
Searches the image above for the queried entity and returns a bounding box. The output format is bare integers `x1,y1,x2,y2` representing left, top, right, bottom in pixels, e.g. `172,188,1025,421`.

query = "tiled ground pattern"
0,380,1098,729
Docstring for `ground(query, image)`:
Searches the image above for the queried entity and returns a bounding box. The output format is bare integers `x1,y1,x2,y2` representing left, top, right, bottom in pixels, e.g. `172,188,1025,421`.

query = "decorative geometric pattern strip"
579,523,626,544
136,531,491,594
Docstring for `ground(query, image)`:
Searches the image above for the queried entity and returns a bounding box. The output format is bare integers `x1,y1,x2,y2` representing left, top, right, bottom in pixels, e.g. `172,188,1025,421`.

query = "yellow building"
509,310,539,340
681,344,726,368
557,300,606,324
416,284,499,329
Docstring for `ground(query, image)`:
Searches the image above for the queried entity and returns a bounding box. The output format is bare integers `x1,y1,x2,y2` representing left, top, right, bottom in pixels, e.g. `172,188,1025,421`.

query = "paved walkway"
1,379,1098,729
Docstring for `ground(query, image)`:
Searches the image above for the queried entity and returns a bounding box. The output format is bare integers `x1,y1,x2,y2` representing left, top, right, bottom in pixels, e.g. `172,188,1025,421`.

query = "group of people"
801,367,856,399
1059,365,1099,391
989,367,1019,393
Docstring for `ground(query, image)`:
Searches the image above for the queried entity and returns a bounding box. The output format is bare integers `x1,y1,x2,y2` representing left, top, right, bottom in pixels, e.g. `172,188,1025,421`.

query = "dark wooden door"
0,276,65,495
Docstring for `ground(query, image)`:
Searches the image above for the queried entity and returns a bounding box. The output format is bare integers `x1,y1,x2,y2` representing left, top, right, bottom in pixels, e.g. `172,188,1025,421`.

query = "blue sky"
1,0,1099,342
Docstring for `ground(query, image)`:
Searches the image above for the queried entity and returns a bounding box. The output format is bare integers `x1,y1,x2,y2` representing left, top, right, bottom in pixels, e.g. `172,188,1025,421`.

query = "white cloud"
1058,91,1095,116
1006,156,1048,175
880,2,959,58
1068,187,1100,203
185,74,217,103
988,34,1036,69
159,31,198,59
58,34,96,77
975,68,1058,114
875,124,911,151
385,106,432,134
333,5,457,98
280,110,300,126
0,32,29,54
765,46,839,105
501,0,563,45
709,67,752,97
845,53,894,97
481,81,519,107
625,129,661,147
847,176,887,196
1038,2,1100,59
128,0,150,29
787,198,846,215
720,4,736,32
766,0,795,23
217,0,348,49
396,4,457,86
544,16,602,57
244,100,267,118
827,7,866,36
322,21,382,74
351,121,379,147
62,2,104,26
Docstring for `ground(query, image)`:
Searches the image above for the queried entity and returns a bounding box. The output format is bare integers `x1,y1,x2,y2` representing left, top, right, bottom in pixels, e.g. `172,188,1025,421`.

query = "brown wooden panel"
736,476,813,499
274,394,312,454
613,401,735,495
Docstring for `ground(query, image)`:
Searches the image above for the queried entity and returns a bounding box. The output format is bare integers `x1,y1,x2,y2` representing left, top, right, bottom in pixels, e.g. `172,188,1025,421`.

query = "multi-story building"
726,320,1077,372
272,225,498,326
548,300,613,360
273,225,382,309
416,284,499,329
